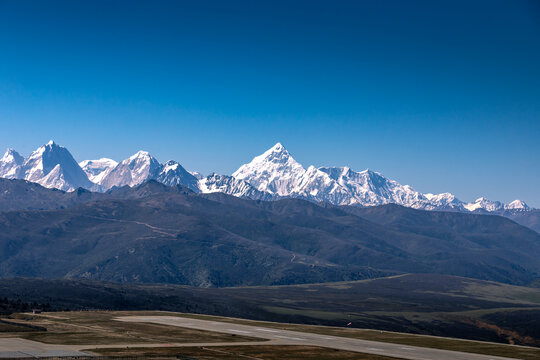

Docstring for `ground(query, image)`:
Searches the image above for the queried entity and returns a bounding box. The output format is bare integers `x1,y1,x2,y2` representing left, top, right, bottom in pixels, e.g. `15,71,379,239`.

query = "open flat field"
0,311,538,359
93,345,399,360
3,311,257,345
2,274,540,347
148,312,540,360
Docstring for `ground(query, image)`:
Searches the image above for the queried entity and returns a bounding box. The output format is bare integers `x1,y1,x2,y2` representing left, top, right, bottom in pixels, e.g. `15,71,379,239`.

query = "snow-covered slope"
98,151,200,192
464,197,504,212
20,141,94,191
156,160,200,192
505,199,529,210
464,197,530,212
0,140,533,214
199,173,273,200
0,149,24,179
317,166,431,208
424,193,465,210
233,143,306,196
293,166,348,203
231,143,437,209
99,151,162,190
79,158,118,184
231,143,356,204
228,143,530,212
0,143,200,193
189,171,204,180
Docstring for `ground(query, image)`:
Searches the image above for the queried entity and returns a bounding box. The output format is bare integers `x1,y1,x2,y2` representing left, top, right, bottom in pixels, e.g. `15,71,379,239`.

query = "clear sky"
0,0,539,206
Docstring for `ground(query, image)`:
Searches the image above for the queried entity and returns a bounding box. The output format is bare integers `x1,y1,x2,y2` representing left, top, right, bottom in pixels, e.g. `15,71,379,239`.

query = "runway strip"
0,338,91,358
116,315,520,360
0,315,523,359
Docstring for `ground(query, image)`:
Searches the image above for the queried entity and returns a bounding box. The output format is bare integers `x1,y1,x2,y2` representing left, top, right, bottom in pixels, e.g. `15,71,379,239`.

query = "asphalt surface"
117,315,521,360
0,338,91,358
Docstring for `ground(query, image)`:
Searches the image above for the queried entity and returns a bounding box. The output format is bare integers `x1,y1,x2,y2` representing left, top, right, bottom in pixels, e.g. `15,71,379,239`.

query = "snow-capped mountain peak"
199,173,273,200
318,166,431,208
20,141,93,191
464,197,505,212
156,160,200,192
245,142,299,167
97,151,200,192
79,158,118,168
0,148,24,179
128,150,153,161
162,160,179,173
505,199,529,210
1,148,24,164
0,140,534,215
424,192,465,210
232,143,306,195
99,150,161,189
79,158,118,184
24,140,63,174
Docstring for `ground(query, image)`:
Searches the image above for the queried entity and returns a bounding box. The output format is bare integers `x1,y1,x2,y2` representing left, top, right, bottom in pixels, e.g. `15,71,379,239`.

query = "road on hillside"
117,315,520,360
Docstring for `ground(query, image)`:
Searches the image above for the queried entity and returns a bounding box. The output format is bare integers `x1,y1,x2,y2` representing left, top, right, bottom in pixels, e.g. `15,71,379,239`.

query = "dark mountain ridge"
0,179,539,287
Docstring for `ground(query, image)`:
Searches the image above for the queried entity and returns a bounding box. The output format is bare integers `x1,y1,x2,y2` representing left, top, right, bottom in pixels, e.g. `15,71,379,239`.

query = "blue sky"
0,0,539,206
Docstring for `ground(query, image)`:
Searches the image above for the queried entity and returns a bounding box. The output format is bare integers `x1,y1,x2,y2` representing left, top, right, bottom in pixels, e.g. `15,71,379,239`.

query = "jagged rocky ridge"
231,143,531,213
0,141,533,214
0,141,95,191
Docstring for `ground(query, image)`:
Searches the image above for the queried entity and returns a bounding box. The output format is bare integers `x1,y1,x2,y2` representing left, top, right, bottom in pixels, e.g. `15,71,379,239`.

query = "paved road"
117,315,520,360
0,338,91,358
0,338,291,358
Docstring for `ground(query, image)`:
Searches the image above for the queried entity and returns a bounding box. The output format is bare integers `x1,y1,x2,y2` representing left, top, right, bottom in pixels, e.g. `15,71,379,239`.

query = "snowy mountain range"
0,141,532,214
231,143,530,212
0,141,95,191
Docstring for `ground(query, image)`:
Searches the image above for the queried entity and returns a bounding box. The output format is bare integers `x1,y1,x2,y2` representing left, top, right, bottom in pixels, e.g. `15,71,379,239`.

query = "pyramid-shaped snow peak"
20,141,93,191
0,148,24,179
99,150,161,189
232,143,306,195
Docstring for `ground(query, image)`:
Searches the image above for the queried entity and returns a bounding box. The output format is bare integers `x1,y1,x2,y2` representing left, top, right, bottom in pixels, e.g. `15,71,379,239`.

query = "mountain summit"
0,148,24,179
156,160,199,191
0,141,533,216
231,144,432,208
0,141,94,191
96,151,199,192
233,142,306,195
99,150,162,189
230,143,532,213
